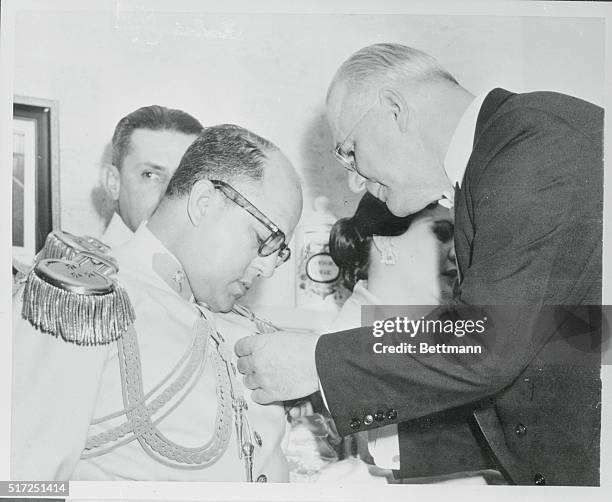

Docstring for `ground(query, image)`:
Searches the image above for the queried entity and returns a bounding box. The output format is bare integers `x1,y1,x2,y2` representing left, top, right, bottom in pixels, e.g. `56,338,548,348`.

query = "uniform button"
374,410,385,422
533,472,546,485
515,423,527,437
350,417,362,430
363,414,374,426
256,474,267,483
386,408,398,420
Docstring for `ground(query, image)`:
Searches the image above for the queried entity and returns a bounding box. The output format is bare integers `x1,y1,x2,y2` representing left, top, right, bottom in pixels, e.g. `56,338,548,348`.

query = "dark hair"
111,105,203,169
330,193,429,291
165,124,277,198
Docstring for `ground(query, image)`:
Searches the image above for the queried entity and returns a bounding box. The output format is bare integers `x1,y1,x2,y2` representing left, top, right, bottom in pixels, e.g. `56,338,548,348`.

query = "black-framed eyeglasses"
210,179,291,266
332,102,377,173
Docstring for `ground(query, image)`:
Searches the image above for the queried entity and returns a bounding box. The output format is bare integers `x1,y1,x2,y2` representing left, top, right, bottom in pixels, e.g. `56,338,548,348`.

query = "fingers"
302,400,314,416
234,335,256,357
251,388,275,405
235,354,253,375
287,406,300,420
287,400,314,419
243,372,259,390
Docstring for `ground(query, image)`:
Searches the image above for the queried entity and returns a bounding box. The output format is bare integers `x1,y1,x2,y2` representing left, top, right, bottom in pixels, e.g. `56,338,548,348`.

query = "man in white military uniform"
12,124,303,481
100,105,202,248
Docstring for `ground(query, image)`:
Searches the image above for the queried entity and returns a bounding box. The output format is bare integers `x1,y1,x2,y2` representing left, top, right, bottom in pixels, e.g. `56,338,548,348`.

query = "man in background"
101,105,203,246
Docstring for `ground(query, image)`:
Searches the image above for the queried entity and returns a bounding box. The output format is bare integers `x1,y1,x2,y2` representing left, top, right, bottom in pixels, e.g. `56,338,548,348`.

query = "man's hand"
234,331,320,404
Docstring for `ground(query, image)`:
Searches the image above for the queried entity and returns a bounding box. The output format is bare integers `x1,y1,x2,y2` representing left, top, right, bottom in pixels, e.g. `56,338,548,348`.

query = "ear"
379,87,409,133
101,164,121,201
187,179,216,226
348,170,367,194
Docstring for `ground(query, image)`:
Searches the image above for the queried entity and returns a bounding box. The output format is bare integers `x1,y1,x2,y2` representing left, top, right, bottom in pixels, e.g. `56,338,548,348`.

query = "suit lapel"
453,88,516,281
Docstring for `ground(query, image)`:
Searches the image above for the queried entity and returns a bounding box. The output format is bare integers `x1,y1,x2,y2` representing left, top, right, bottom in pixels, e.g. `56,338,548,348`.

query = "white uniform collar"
115,222,191,299
101,212,134,248
438,91,489,208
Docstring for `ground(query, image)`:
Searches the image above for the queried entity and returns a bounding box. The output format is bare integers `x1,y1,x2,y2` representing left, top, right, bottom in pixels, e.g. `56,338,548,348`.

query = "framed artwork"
12,96,60,264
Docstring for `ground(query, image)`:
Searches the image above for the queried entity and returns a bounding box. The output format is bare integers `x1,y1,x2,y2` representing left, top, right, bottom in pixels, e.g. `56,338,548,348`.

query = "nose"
347,171,367,193
251,253,277,279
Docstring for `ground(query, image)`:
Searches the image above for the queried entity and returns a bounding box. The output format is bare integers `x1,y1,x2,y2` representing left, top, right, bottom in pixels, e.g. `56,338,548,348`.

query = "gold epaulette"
20,230,135,346
37,230,116,266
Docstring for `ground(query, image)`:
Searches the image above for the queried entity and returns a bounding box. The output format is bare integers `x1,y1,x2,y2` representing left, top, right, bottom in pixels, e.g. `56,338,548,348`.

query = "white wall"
13,8,605,308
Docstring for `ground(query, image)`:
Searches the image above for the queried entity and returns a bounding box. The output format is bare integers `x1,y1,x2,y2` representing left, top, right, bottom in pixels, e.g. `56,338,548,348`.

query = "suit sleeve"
316,110,602,436
11,298,110,480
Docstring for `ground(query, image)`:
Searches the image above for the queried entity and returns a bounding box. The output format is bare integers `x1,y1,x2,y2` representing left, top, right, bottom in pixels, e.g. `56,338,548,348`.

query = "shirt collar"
352,280,381,304
101,212,134,248
438,91,489,208
119,222,192,300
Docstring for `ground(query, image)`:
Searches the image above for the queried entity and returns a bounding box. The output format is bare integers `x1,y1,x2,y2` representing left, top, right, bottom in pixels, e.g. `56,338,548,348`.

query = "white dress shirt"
438,91,489,208
100,212,134,248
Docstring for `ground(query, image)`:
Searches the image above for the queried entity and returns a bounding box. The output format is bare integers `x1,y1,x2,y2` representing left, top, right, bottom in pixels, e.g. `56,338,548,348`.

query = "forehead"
409,205,453,226
326,82,371,139
326,84,350,138
423,204,453,221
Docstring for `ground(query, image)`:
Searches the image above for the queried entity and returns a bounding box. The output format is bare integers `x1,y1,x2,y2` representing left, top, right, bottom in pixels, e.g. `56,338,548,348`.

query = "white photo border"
1,1,610,501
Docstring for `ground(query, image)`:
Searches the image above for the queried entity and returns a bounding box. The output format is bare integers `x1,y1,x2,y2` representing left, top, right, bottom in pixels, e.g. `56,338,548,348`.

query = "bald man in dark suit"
235,44,603,486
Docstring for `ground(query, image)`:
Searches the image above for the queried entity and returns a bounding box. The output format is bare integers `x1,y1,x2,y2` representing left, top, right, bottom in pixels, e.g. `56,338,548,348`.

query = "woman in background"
329,192,456,333
287,192,457,483
319,193,501,485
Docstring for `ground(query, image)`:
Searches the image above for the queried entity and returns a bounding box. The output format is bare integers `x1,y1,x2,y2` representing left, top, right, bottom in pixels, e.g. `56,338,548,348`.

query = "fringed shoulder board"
20,230,135,346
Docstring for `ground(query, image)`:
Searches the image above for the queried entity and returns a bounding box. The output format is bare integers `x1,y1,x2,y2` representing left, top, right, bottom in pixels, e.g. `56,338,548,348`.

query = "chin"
193,294,233,313
386,198,412,217
389,195,435,217
209,301,234,313
218,295,239,313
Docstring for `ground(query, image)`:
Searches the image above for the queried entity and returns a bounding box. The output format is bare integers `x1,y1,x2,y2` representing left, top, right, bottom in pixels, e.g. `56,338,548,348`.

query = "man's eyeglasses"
333,102,378,173
210,180,291,266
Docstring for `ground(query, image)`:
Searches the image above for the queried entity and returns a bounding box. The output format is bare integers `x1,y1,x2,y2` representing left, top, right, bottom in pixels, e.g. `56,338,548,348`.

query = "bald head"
327,43,458,104
250,148,303,239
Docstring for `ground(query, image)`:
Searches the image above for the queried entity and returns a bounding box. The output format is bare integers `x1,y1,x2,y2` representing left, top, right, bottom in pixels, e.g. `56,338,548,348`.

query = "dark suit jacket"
316,88,603,486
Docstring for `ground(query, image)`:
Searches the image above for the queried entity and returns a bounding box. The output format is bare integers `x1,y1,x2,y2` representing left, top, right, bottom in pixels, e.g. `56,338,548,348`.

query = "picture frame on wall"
12,95,60,266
